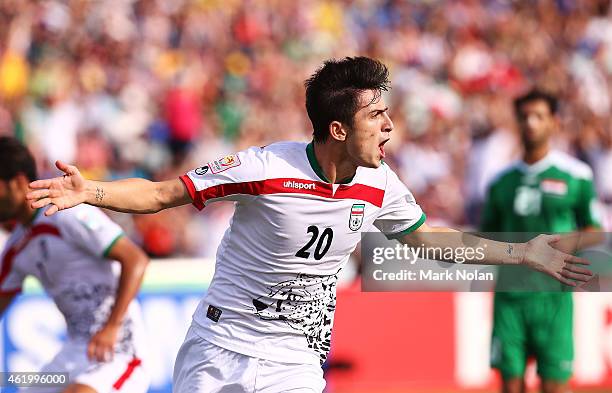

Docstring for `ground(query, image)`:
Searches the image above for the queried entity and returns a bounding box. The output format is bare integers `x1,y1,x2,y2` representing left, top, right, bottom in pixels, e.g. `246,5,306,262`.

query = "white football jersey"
180,141,425,365
0,205,144,356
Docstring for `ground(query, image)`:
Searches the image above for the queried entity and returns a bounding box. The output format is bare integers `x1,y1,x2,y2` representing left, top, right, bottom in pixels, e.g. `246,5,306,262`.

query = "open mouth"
379,139,390,158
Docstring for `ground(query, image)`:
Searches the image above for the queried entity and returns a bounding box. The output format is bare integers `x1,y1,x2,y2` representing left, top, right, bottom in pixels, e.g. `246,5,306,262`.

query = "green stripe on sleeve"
385,213,427,240
103,233,124,258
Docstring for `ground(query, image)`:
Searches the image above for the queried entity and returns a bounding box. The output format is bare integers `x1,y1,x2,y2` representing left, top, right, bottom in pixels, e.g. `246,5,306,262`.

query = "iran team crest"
349,203,365,231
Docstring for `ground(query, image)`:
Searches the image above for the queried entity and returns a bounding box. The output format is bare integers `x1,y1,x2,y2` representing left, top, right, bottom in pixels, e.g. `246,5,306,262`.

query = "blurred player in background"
481,90,602,393
0,137,151,393
27,58,591,393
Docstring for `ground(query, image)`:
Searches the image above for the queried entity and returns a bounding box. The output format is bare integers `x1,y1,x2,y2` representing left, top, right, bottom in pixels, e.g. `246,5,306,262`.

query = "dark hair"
305,57,390,143
0,137,37,182
514,89,558,116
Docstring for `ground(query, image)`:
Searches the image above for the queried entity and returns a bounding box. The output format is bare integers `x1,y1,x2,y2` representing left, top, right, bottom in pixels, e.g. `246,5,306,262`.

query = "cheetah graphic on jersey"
252,272,338,364
57,283,136,355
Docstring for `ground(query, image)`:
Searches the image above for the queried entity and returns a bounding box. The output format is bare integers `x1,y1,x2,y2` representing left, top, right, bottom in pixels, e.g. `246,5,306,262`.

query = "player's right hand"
88,323,120,363
522,234,593,287
27,160,87,216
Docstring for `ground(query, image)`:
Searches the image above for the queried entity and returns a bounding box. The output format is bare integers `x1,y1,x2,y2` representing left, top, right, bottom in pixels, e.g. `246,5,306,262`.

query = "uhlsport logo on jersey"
209,154,241,174
349,203,365,231
283,180,316,191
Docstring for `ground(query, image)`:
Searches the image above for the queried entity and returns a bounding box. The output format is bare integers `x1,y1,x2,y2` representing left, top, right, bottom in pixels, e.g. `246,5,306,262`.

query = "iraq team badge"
349,204,365,231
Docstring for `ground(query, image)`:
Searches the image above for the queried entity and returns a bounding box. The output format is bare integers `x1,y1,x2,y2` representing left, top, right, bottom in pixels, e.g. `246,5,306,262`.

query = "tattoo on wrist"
507,244,513,255
95,187,105,203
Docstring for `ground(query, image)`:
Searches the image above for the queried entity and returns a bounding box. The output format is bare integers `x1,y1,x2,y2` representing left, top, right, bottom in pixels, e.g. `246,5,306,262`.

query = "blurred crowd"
1,0,612,258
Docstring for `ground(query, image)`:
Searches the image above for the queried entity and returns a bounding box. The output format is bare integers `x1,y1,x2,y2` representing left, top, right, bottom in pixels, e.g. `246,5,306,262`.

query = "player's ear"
16,173,31,188
329,121,347,142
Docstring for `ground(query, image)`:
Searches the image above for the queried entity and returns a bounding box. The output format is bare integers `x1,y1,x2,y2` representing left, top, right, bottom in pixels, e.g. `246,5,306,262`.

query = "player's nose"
526,114,539,129
383,112,394,133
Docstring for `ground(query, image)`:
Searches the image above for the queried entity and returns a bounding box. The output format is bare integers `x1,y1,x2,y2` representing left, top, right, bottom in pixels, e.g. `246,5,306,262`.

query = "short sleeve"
180,147,266,210
373,166,426,239
576,177,602,229
57,205,124,258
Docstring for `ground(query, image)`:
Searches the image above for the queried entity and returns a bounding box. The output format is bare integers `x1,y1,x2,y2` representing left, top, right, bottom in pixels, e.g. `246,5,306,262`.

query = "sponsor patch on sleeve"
209,154,241,174
194,165,209,175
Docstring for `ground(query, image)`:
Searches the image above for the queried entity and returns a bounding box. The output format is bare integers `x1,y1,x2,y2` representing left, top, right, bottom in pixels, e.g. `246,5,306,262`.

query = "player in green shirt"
481,90,602,393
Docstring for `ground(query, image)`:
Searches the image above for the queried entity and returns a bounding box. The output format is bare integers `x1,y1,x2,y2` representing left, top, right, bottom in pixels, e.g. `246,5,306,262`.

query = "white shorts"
21,340,150,393
173,324,326,393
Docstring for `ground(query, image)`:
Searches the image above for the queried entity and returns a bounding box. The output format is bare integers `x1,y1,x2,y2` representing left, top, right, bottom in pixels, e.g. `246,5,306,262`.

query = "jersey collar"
24,208,42,226
306,142,355,185
517,151,554,175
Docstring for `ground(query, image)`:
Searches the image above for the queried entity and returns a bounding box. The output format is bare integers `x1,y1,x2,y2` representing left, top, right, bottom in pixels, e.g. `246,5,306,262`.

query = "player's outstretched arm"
402,223,593,287
27,161,191,215
88,236,149,362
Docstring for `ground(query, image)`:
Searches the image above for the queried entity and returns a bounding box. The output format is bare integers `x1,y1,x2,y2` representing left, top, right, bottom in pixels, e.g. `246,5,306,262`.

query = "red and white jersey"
180,141,425,365
0,205,144,356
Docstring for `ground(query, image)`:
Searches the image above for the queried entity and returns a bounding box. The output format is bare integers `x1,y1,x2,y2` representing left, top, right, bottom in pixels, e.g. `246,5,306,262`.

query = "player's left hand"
522,234,592,287
88,323,120,362
27,160,88,216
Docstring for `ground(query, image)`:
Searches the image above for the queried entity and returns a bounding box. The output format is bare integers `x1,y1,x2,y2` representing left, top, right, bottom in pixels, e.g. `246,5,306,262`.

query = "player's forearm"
461,234,526,265
105,254,148,327
551,231,605,254
84,178,167,214
403,228,526,265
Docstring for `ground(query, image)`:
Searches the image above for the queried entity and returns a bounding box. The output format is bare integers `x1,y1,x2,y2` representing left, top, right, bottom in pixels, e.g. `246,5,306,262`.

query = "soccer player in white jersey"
0,137,151,393
27,57,592,393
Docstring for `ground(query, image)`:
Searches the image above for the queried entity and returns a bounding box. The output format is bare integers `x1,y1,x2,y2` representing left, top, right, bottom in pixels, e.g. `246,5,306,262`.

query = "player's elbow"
115,241,150,279
154,179,188,212
123,252,149,288
148,182,169,213
132,249,150,277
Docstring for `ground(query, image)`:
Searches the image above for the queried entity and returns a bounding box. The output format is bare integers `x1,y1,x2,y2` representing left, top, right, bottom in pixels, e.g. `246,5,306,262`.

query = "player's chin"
351,151,382,168
360,157,383,169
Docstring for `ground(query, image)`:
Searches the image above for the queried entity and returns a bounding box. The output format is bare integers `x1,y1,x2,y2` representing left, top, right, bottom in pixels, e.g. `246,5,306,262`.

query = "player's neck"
16,203,39,226
312,141,357,184
523,144,550,165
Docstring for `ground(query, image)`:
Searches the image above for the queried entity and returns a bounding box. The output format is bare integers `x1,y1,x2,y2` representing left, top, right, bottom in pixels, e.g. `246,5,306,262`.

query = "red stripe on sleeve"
190,178,384,207
198,180,267,203
179,175,204,210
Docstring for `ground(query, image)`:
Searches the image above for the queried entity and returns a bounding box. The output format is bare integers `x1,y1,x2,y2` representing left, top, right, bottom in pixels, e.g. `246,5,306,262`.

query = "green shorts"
491,293,573,382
